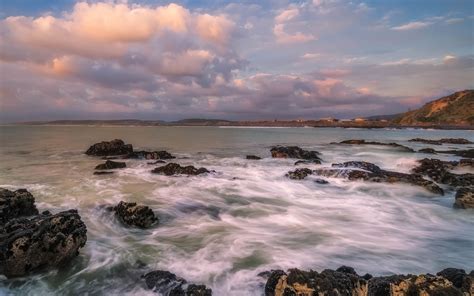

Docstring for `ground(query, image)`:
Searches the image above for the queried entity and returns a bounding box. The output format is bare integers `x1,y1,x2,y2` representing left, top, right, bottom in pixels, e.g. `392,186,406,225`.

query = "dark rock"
85,139,133,156
336,266,358,275
94,160,126,170
368,274,462,296
332,161,383,174
459,159,474,167
93,171,114,175
0,209,87,278
419,148,436,154
312,161,444,194
0,188,39,224
286,168,313,180
412,158,474,187
314,178,329,184
436,268,468,290
438,149,474,159
264,268,368,296
148,160,167,165
143,270,212,295
336,140,415,152
246,155,262,160
294,160,321,165
151,163,210,176
270,146,322,161
454,187,474,209
114,201,158,228
409,138,473,145
127,150,175,160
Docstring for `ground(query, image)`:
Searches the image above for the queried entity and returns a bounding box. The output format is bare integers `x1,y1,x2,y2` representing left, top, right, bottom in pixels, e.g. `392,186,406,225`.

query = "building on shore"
353,117,367,122
319,117,339,123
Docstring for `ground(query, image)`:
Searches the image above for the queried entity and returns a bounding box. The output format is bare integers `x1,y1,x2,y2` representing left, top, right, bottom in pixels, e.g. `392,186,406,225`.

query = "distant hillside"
170,118,234,125
392,90,474,125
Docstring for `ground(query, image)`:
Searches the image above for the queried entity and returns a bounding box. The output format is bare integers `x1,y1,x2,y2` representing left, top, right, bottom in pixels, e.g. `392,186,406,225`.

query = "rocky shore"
1,136,472,294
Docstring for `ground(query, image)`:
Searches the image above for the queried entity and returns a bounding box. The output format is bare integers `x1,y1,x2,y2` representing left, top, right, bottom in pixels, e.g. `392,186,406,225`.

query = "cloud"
445,18,464,24
273,24,315,43
391,21,433,31
301,53,321,59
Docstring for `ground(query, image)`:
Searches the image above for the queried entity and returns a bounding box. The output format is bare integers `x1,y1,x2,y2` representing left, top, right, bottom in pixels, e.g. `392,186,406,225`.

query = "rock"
94,160,126,170
368,274,462,296
246,155,262,160
286,168,313,180
148,160,166,165
127,150,175,160
114,201,158,228
419,148,436,154
454,187,474,209
85,139,133,156
151,163,210,176
436,268,470,291
438,149,474,159
412,158,474,187
336,140,415,152
294,160,321,165
409,138,473,145
270,146,322,162
0,209,87,278
314,178,329,184
459,159,474,167
143,270,212,295
309,161,444,194
0,188,39,224
93,171,114,175
264,267,368,296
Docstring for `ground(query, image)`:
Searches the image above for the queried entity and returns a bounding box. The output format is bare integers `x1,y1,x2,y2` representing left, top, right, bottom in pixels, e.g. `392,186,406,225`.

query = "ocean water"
0,126,473,295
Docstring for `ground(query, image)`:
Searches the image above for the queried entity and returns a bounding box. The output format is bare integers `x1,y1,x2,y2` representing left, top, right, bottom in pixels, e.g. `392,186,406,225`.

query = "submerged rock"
454,187,474,209
419,148,436,154
314,178,329,184
437,149,474,159
127,150,175,160
143,270,212,295
294,160,321,166
151,163,210,176
412,158,474,187
85,139,133,156
287,161,443,194
409,138,473,145
147,160,167,165
114,201,158,228
270,146,322,162
246,155,262,160
0,209,87,278
336,139,415,152
94,160,126,170
93,171,114,175
0,188,39,224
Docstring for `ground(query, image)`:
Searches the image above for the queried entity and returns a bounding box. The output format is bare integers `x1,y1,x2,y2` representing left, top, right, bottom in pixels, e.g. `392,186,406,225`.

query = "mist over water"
1,126,473,295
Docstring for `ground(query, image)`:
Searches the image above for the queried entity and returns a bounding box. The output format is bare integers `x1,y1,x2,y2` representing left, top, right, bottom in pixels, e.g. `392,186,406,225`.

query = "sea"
0,125,473,295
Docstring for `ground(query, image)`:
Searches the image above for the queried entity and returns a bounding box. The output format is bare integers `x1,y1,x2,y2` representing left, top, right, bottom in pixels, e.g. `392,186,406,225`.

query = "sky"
0,0,473,122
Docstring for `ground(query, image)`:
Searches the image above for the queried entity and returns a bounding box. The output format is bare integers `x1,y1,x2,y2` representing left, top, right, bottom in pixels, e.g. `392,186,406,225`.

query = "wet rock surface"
409,138,473,145
0,209,87,278
412,158,474,187
85,139,133,156
0,188,39,224
287,161,443,194
246,155,262,160
437,149,474,159
143,270,212,295
264,267,473,296
114,201,158,228
151,163,210,176
271,146,322,162
454,187,474,209
93,171,114,175
419,148,436,154
94,160,126,170
294,160,321,165
127,150,175,160
335,140,415,152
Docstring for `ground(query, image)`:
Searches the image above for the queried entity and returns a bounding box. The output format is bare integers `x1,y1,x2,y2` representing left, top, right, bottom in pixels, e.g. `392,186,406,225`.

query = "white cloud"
391,21,433,31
